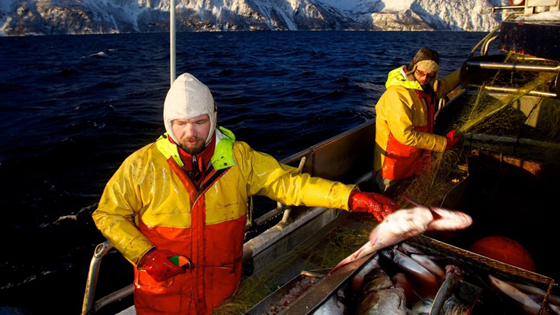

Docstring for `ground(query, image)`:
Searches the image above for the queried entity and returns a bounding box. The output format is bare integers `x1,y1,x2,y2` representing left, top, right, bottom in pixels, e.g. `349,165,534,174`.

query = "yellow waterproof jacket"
374,66,460,180
92,126,355,315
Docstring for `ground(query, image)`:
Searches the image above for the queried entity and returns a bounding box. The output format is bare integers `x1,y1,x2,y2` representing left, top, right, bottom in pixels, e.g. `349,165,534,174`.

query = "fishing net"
398,53,560,208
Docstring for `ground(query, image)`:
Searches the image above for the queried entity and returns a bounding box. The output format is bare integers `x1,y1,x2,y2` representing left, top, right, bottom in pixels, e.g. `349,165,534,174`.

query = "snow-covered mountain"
0,0,509,36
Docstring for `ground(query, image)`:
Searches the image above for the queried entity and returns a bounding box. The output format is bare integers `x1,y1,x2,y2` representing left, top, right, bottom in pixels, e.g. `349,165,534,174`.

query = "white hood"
163,73,217,146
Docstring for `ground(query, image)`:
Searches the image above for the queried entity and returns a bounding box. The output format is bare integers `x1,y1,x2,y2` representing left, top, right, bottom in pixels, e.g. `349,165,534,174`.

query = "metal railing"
81,242,134,315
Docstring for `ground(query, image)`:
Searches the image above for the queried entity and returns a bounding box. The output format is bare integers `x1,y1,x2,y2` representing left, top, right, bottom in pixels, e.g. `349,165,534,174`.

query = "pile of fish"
347,242,560,315
488,275,560,315
350,243,473,314
252,203,559,315
326,203,560,315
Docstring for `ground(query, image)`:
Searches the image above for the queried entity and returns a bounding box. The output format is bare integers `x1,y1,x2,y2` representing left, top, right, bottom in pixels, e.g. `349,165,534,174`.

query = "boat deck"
218,209,377,315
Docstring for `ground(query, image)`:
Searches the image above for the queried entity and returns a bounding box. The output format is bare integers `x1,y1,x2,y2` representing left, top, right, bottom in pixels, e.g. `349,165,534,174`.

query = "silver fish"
488,274,553,315
392,250,439,285
399,242,425,255
353,259,407,315
329,207,472,274
352,255,383,292
526,294,560,315
392,272,421,305
410,298,433,315
410,254,446,279
361,266,394,296
357,287,407,315
509,281,560,306
311,291,345,315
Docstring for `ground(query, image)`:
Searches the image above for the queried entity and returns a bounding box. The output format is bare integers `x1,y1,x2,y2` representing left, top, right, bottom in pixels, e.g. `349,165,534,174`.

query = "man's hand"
445,130,460,150
348,191,399,222
138,249,188,282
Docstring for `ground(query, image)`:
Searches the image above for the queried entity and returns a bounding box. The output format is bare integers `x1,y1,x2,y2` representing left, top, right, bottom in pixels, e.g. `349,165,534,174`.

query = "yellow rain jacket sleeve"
235,140,356,210
92,142,163,265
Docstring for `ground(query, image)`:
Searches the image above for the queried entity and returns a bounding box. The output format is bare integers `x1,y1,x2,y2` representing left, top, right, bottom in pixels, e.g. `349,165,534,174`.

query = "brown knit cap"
405,48,440,82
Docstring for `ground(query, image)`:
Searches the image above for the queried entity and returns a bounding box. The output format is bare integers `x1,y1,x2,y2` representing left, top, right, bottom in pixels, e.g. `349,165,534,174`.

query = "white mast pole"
170,0,176,85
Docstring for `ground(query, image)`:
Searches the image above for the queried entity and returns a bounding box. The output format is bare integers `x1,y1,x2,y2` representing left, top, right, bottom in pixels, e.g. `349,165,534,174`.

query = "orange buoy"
469,236,536,272
509,0,525,5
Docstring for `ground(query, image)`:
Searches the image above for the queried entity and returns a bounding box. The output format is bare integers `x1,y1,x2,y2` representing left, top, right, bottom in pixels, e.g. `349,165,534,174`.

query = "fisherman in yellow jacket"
92,73,399,315
374,47,462,196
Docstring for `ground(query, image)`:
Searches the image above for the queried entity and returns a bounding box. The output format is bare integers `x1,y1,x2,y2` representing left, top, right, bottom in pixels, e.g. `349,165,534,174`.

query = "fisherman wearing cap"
92,73,399,315
373,47,461,196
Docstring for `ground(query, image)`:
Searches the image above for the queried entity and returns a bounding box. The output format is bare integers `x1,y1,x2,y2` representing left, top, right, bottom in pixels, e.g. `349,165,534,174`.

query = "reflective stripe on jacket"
374,66,460,180
92,126,355,315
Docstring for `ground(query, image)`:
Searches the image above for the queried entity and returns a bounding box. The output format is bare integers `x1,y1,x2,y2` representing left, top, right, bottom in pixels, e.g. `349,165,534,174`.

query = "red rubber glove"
138,249,187,282
445,130,459,150
348,191,399,222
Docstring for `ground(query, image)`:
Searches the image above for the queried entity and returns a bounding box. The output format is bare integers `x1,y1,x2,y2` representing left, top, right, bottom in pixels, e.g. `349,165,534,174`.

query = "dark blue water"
0,31,486,315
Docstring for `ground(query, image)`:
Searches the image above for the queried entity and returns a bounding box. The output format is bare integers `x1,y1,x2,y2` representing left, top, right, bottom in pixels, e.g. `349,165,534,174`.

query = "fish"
488,274,554,315
357,287,407,315
329,206,472,275
548,303,560,315
360,266,394,296
508,281,560,306
426,207,473,231
504,280,560,314
410,298,433,315
392,250,440,286
398,242,425,255
353,258,407,315
525,294,560,315
329,207,434,275
311,291,345,315
352,255,385,292
403,195,472,231
392,272,421,305
410,254,446,280
390,249,441,298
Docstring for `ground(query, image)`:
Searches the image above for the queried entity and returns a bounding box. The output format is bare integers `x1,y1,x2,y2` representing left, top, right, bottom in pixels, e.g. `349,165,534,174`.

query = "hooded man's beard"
180,136,206,155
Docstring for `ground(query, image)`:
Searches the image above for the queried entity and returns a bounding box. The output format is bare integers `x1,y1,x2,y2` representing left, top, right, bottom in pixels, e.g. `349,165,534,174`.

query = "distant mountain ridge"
0,0,509,36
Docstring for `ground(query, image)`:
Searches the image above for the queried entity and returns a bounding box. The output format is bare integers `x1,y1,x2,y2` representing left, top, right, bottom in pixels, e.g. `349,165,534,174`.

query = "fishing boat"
81,1,560,314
